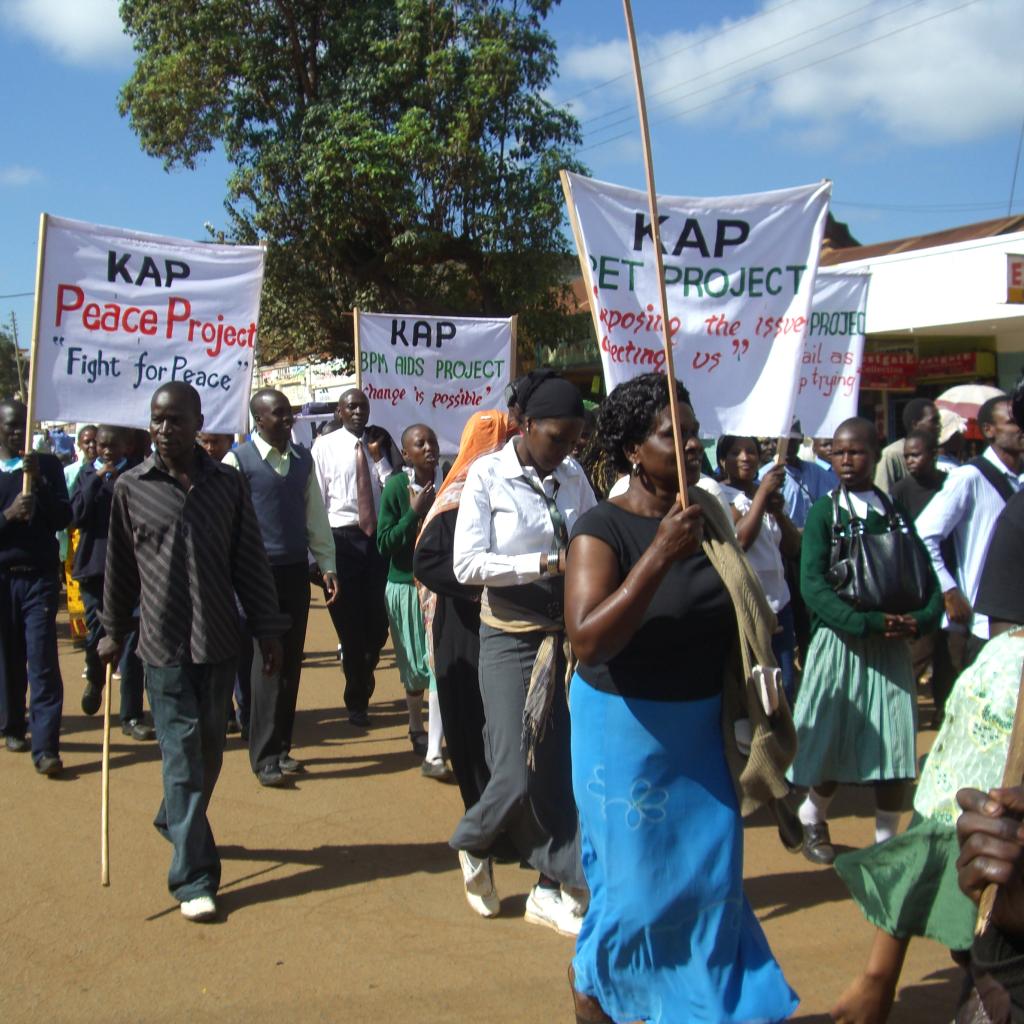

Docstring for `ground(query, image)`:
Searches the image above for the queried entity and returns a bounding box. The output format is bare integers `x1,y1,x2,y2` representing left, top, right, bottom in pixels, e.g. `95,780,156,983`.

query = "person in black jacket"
72,425,153,740
0,399,72,775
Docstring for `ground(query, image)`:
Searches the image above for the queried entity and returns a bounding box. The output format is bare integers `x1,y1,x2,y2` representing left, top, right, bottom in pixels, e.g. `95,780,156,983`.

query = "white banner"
562,172,831,437
357,311,513,453
795,271,870,438
33,215,265,433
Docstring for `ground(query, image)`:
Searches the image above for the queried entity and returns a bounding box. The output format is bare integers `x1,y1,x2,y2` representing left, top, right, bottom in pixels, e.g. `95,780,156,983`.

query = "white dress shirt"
453,439,597,586
916,446,1023,639
222,434,337,574
719,484,790,613
311,426,386,529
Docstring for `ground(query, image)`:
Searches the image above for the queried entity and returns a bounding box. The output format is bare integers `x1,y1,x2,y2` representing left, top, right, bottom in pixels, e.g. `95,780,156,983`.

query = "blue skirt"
570,678,798,1024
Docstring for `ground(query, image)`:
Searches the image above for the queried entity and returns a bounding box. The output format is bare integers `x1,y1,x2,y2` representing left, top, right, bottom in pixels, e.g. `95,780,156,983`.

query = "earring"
631,462,640,476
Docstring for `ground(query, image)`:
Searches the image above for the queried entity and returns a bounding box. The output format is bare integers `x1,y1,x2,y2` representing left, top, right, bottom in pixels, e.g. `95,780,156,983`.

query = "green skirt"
788,626,917,786
834,815,976,951
384,579,435,693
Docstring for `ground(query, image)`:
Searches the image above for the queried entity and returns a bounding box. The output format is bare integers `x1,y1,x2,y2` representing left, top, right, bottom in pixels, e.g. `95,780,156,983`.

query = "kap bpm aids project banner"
562,172,831,437
357,311,514,453
33,215,265,432
794,271,870,438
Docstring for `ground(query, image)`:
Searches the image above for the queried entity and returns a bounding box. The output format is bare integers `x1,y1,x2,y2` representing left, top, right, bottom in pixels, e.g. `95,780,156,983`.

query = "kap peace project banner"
357,311,513,453
562,172,831,437
33,215,265,433
794,271,870,438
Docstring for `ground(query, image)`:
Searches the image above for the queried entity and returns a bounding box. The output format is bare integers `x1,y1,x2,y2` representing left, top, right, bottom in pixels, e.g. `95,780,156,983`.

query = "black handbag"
825,486,932,614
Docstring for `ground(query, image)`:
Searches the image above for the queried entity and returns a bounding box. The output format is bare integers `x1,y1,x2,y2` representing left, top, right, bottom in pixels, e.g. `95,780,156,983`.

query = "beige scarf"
689,486,799,815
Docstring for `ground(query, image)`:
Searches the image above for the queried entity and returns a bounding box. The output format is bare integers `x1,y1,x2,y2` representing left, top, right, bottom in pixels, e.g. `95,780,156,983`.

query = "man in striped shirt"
98,382,286,923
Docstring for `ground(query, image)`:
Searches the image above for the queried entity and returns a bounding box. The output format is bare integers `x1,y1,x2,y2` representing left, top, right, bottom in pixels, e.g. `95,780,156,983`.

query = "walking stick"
101,661,113,887
975,658,1024,935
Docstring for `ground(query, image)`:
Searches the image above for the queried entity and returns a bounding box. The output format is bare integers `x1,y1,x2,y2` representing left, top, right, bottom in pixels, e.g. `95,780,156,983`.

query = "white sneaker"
560,885,589,923
458,850,499,918
180,895,217,922
524,884,581,937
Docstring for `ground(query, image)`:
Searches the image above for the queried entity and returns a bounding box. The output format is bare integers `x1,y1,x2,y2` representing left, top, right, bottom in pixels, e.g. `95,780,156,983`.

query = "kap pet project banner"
357,311,513,453
33,215,265,432
794,271,870,438
562,172,831,437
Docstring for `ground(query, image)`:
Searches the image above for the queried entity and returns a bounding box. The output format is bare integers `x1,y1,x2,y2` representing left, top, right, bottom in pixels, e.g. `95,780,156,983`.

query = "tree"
0,327,28,401
118,0,586,364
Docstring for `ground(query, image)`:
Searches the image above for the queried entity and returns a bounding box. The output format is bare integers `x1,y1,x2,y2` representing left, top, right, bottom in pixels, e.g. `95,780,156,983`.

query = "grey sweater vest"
235,441,311,566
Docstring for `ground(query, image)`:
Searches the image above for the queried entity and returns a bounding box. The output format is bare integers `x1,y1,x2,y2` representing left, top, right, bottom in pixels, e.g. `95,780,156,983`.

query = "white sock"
426,688,444,763
875,809,901,844
406,690,424,734
798,788,835,827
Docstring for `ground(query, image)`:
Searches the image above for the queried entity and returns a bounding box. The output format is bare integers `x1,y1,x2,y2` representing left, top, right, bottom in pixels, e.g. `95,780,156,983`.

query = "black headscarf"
517,370,584,420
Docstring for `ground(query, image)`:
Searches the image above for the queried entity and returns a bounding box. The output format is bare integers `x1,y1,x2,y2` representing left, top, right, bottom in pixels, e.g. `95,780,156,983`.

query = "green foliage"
118,0,585,363
0,328,28,401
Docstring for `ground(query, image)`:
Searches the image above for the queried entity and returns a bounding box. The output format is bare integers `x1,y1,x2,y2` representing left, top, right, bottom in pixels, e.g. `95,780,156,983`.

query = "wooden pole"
353,308,362,391
975,659,1024,935
559,170,604,348
509,315,519,379
622,0,689,508
22,213,49,496
101,661,113,887
775,435,790,467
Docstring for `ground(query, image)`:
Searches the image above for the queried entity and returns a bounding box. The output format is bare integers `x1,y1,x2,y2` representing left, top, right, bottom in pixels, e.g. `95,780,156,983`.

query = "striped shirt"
100,446,289,666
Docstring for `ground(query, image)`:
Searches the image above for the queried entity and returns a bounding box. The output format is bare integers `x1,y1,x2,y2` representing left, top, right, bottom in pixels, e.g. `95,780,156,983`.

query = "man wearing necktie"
312,389,391,727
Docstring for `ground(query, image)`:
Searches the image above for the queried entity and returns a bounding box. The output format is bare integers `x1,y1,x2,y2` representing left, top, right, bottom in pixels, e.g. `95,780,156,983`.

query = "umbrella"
934,383,1005,422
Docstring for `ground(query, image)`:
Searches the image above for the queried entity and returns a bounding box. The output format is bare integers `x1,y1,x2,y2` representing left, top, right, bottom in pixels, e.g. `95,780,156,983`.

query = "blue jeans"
0,570,63,763
146,660,235,902
80,576,144,722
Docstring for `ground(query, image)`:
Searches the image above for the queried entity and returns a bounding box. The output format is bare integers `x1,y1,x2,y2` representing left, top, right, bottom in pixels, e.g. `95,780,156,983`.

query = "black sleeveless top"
570,501,736,702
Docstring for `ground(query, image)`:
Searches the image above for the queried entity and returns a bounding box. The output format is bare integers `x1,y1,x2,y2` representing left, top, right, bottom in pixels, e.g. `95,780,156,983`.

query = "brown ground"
0,592,958,1023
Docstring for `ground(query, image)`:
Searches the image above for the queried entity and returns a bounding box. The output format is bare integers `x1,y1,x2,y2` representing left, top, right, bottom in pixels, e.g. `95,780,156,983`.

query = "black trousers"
327,526,389,714
931,628,986,716
248,562,310,772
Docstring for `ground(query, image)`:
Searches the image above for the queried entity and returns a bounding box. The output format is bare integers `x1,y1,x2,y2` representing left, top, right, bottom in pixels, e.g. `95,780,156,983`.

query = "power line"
581,0,981,152
560,0,806,105
1008,112,1024,215
0,292,33,299
579,0,914,132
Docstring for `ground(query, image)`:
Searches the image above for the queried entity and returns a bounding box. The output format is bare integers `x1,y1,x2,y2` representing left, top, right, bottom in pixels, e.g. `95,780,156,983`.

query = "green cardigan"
376,472,421,584
800,492,944,638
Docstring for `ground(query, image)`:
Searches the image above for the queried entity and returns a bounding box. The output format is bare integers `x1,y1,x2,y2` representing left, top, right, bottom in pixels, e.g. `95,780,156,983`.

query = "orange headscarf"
428,409,510,517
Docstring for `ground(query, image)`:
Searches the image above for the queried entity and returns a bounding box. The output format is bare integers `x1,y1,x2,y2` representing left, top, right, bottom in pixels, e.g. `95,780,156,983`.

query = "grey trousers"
450,624,584,889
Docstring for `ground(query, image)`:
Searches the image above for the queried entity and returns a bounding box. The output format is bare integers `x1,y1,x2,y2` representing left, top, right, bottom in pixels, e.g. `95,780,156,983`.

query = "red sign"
861,350,916,389
918,352,977,377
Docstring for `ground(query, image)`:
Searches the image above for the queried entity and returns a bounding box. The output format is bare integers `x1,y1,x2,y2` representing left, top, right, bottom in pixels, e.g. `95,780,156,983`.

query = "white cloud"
4,0,132,66
0,165,41,186
560,0,1024,148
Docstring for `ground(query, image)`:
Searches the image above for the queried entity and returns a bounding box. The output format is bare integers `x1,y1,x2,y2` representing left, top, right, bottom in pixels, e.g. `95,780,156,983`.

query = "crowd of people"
1,365,1023,1022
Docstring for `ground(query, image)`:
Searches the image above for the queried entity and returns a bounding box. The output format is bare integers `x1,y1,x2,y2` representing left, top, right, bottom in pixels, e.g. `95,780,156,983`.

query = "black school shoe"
801,822,836,865
81,682,102,716
122,718,156,741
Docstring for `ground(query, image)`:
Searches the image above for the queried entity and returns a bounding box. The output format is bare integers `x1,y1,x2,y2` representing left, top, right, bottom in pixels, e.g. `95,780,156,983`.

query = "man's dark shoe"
257,764,285,788
35,753,63,777
4,735,28,753
225,716,241,736
348,710,370,728
81,682,102,716
801,822,836,865
121,718,156,741
279,755,305,775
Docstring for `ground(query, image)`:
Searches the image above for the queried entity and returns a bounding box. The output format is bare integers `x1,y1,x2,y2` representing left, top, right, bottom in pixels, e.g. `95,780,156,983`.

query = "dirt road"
0,592,958,1022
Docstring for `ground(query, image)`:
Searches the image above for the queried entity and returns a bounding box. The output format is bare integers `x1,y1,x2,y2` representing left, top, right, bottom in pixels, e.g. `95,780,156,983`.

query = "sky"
2,0,1022,349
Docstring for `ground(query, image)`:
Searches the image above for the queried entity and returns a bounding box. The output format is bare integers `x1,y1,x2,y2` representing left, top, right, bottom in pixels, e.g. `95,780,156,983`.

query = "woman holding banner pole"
564,373,798,1024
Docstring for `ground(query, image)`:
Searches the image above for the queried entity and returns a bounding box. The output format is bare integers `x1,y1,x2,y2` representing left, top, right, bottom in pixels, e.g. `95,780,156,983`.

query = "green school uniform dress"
376,471,435,694
788,490,943,786
835,630,1024,950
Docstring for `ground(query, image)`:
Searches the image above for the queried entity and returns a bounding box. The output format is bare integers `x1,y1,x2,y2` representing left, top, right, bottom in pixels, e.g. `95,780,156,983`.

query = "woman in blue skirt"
564,374,797,1024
